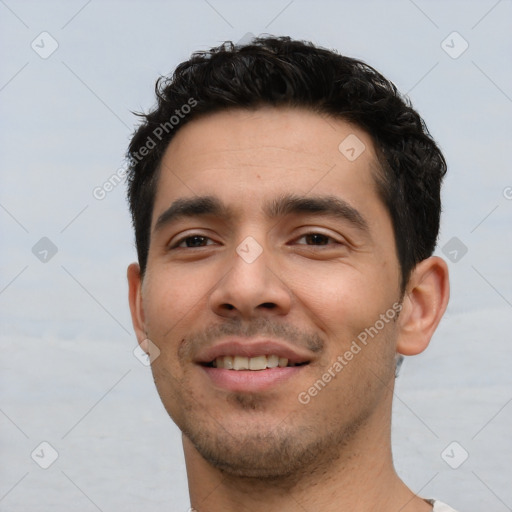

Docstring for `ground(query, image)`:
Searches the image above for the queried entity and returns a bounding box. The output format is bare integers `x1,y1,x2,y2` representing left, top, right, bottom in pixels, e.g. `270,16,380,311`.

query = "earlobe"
396,256,450,356
127,262,147,344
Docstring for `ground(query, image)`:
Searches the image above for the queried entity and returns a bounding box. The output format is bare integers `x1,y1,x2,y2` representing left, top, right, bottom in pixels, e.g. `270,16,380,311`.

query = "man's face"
129,107,404,478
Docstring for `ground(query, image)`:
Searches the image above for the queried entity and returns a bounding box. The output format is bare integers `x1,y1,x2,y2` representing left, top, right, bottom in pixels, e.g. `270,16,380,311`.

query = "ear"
127,262,147,345
396,256,450,356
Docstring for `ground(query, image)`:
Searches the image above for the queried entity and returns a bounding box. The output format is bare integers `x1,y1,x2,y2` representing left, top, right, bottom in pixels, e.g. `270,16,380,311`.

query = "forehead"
152,107,384,226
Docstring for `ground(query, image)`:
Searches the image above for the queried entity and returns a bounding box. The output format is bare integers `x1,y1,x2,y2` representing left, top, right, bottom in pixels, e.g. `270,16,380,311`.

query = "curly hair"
126,35,447,291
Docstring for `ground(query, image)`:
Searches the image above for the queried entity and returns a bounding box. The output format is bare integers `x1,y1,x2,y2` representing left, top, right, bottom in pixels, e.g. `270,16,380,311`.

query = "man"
126,36,455,511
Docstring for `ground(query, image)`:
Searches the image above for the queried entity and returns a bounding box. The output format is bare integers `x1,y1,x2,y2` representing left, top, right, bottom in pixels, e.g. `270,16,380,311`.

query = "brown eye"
185,236,209,247
304,233,330,245
296,233,338,246
174,235,213,248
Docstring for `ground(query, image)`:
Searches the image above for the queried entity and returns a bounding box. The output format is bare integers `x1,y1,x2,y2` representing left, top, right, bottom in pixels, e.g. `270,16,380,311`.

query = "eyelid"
168,231,219,249
291,229,346,245
168,228,348,249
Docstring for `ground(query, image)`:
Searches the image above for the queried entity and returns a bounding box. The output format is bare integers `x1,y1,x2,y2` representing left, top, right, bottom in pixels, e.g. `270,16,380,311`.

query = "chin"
182,414,353,483
188,427,315,479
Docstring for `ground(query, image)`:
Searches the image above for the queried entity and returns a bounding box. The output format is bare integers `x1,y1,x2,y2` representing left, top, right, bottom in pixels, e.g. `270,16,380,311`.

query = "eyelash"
170,232,343,249
171,234,217,249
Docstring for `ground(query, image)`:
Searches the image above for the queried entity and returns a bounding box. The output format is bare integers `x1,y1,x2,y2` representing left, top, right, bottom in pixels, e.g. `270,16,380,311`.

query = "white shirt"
431,499,459,511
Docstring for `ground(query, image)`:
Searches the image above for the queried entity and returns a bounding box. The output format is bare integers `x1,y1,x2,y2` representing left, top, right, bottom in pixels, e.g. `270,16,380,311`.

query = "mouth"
203,355,309,370
196,340,313,393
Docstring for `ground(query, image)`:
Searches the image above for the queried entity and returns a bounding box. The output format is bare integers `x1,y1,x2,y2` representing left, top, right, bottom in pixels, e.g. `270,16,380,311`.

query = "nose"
208,238,292,320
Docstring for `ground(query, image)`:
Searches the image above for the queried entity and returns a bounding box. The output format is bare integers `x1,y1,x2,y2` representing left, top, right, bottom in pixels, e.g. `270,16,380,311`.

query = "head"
126,36,449,480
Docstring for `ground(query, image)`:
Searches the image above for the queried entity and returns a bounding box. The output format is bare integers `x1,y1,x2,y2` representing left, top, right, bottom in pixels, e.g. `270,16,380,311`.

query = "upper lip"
195,339,314,365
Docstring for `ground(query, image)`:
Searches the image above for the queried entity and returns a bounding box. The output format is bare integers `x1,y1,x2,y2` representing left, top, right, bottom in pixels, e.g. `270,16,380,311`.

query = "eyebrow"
265,194,369,233
153,196,230,233
153,193,369,234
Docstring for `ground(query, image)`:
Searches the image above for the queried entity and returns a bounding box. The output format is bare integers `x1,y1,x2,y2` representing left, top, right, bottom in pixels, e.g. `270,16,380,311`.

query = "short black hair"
126,35,447,291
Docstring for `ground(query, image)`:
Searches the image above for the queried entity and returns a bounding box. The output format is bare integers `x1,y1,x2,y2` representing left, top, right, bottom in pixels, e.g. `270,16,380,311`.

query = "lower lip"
201,365,305,393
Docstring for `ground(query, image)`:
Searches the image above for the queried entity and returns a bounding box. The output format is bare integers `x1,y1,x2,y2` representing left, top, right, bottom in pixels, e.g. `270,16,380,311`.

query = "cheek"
285,261,392,339
142,265,213,340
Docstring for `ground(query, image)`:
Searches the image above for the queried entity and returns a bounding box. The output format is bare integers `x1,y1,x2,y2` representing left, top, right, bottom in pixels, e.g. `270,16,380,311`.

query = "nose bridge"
235,235,265,267
229,234,273,292
209,234,291,317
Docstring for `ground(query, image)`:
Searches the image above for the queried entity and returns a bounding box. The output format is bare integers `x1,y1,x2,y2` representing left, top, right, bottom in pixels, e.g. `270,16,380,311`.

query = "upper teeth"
213,355,290,370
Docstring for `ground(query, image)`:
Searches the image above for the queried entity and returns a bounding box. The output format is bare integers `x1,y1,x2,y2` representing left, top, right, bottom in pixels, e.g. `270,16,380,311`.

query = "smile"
209,355,308,370
196,339,313,392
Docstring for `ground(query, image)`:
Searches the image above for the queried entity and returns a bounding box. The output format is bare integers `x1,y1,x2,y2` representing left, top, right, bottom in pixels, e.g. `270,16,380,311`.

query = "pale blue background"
1,1,511,510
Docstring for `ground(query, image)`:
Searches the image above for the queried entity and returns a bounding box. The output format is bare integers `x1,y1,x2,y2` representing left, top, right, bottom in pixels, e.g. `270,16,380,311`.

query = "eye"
294,233,341,246
172,234,216,249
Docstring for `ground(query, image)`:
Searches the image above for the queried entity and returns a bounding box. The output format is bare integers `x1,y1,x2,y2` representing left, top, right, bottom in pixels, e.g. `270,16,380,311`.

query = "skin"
127,107,450,512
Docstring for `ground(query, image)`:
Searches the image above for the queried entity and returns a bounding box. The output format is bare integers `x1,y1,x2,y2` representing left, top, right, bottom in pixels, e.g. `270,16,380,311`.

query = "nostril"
260,302,277,309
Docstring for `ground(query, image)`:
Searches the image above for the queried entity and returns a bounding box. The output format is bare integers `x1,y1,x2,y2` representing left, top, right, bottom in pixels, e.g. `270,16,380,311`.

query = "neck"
184,405,430,512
